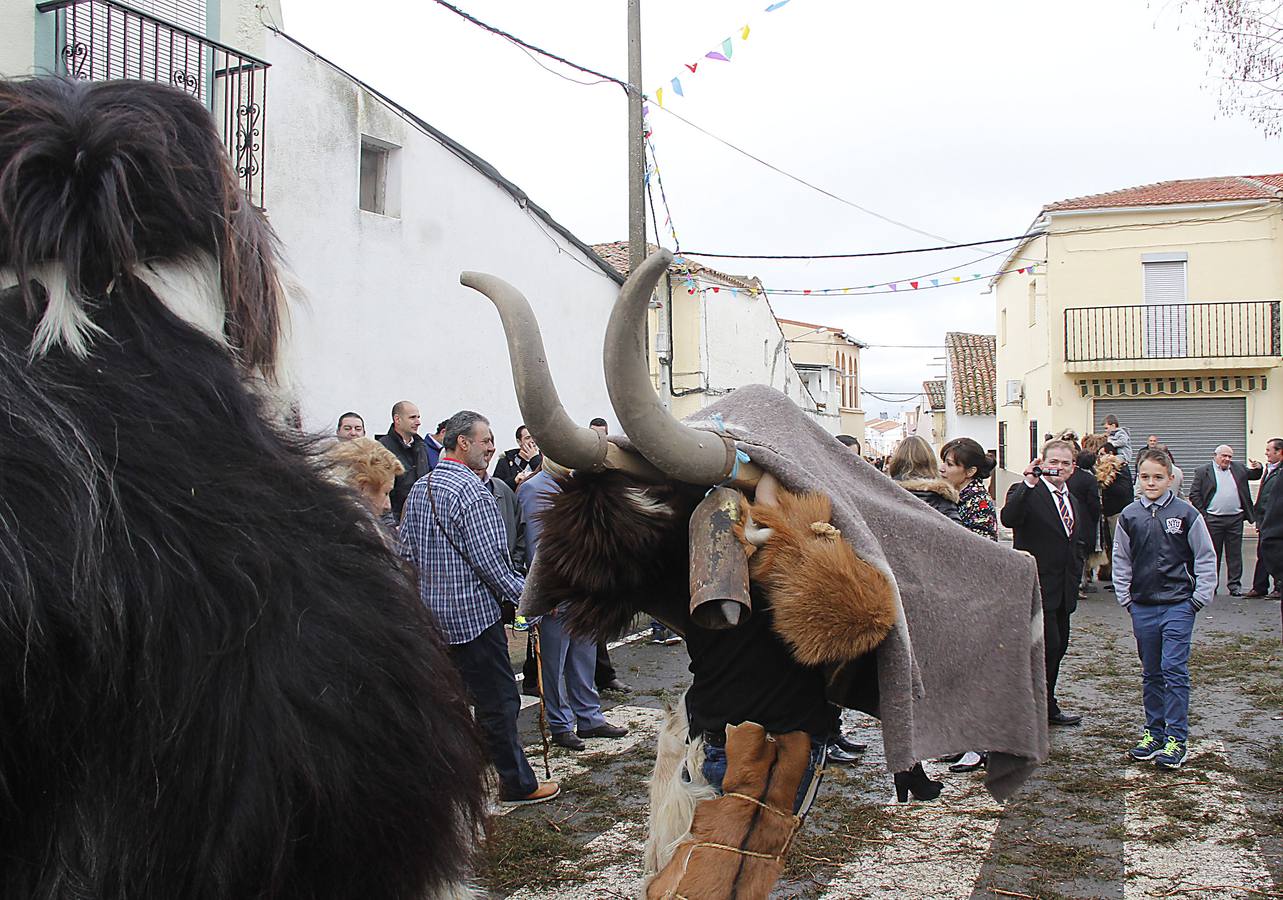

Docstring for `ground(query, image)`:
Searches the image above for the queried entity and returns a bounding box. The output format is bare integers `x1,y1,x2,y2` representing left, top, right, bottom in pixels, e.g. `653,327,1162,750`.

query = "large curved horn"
605,250,740,485
461,270,662,481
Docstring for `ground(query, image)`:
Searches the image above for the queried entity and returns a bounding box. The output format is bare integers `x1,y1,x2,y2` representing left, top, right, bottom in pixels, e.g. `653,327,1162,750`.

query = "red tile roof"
923,379,946,411
1044,174,1283,212
590,241,760,292
945,332,996,416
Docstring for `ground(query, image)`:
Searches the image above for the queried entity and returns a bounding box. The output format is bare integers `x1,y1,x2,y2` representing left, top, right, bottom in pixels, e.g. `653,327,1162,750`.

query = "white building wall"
264,33,618,444
944,409,996,449
1,3,38,77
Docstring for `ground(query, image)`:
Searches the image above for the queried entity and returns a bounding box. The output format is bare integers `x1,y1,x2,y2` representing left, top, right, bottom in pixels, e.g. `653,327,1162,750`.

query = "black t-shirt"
683,584,831,743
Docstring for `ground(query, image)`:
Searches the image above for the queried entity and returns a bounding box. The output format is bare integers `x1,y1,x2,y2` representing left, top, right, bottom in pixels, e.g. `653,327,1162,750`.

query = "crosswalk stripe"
1123,739,1272,898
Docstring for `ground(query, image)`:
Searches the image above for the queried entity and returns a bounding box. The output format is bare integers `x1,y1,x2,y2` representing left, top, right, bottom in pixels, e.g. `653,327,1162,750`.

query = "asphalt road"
484,539,1283,899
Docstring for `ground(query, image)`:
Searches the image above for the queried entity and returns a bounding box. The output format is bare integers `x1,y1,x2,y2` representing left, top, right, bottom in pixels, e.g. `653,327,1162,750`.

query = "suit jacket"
1188,461,1263,524
1001,480,1092,613
1253,462,1281,522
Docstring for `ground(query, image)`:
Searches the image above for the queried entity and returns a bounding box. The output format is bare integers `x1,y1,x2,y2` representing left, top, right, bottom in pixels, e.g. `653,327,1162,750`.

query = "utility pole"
626,0,645,272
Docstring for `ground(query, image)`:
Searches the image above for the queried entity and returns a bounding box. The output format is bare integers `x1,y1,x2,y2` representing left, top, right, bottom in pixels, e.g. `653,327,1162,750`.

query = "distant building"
776,319,868,438
943,332,997,451
864,417,905,457
909,378,947,449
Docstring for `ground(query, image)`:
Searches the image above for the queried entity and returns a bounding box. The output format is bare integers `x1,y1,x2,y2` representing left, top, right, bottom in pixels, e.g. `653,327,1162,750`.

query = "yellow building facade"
778,319,867,438
994,176,1283,484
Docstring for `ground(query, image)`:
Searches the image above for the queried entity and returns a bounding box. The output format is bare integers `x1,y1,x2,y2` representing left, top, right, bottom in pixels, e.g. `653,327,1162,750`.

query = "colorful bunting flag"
765,0,792,10
706,50,729,61
742,24,750,39
671,77,683,96
723,38,734,58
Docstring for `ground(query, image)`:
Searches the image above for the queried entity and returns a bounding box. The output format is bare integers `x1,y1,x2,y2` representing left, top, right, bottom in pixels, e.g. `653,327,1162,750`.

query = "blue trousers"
537,613,608,735
1129,601,1197,742
701,737,826,817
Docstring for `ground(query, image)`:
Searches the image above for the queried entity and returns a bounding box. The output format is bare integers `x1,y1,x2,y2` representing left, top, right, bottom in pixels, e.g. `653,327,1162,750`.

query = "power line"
648,103,954,244
679,233,1045,260
427,0,631,92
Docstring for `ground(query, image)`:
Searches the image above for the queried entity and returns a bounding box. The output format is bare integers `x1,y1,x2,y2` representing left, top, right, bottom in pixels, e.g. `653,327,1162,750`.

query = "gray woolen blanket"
522,384,1049,800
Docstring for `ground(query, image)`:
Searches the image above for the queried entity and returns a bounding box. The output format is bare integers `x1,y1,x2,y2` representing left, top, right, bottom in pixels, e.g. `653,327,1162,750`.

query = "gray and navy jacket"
1111,490,1217,610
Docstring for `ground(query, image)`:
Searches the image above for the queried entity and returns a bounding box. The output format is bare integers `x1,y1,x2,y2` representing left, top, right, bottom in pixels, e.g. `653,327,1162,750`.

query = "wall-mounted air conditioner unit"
1005,379,1024,405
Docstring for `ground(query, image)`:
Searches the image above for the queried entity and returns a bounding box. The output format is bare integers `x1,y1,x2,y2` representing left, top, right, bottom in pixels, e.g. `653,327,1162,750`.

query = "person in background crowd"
424,419,446,470
327,436,403,540
493,424,543,492
377,400,433,521
1147,435,1161,451
1188,444,1264,596
1068,442,1103,596
1246,437,1283,599
469,439,528,577
940,437,997,541
1114,448,1217,770
1163,447,1184,498
1002,439,1091,726
836,434,862,456
1094,441,1133,589
398,410,558,806
519,459,629,751
586,416,635,691
1102,414,1133,465
888,435,962,523
335,411,365,440
1254,448,1283,635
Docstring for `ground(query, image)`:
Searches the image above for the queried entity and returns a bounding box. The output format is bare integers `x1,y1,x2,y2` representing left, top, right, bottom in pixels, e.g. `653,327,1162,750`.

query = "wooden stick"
530,624,552,780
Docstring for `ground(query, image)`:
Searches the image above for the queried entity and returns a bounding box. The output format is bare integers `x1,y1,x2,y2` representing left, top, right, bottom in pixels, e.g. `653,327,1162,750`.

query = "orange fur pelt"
646,723,810,900
736,490,897,666
1095,453,1124,487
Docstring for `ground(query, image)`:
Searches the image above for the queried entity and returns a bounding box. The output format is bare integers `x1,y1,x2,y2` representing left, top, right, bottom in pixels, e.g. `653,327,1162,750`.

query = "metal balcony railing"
1064,300,1282,363
37,0,269,208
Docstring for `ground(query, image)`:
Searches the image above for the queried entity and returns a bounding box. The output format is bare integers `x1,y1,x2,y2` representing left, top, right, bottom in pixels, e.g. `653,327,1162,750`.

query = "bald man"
1188,444,1264,596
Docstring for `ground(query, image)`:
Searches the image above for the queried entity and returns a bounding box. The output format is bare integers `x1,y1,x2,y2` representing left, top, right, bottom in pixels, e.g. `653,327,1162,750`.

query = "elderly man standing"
399,410,558,806
1189,444,1264,596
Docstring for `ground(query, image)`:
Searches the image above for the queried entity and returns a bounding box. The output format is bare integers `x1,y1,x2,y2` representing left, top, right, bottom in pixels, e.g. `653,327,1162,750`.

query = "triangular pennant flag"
671,77,683,96
931,279,939,287
655,87,663,106
741,24,750,39
910,281,919,289
803,289,812,295
711,287,720,293
952,276,960,282
730,288,738,296
706,51,729,61
723,38,733,58
1017,267,1026,274
685,62,699,73
889,283,898,291
972,274,981,279
765,0,792,10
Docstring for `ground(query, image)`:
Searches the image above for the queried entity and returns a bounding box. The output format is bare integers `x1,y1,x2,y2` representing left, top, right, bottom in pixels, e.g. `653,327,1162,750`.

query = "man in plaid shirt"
399,410,559,806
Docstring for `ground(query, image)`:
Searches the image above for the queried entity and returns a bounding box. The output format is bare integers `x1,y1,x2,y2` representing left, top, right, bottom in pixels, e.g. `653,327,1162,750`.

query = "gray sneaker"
1153,737,1189,770
1128,729,1165,761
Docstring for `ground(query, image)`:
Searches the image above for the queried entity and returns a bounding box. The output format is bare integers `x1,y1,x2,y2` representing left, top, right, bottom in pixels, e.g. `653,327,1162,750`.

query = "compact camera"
1030,465,1061,478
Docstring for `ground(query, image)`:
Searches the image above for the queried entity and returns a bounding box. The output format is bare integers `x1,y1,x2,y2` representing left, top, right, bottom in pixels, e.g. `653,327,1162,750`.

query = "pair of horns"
461,249,749,486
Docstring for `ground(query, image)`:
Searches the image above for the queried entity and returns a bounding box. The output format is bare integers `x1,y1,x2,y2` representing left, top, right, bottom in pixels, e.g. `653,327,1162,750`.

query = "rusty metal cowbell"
688,486,752,630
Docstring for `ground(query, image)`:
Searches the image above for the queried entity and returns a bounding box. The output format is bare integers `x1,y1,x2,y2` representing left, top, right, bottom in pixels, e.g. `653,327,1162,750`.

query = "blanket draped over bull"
520,389,1049,800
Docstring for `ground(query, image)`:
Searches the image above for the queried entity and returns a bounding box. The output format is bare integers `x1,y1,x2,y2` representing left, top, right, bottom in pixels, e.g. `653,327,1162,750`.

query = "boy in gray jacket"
1112,449,1217,769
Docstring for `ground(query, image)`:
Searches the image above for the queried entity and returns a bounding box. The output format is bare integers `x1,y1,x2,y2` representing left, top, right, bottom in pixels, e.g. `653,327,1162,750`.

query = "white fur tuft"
1,263,107,360
131,257,226,346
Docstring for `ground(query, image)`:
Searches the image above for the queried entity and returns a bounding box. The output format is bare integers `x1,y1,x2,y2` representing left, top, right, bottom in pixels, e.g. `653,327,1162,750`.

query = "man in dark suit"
1188,444,1264,596
1246,438,1283,598
1001,439,1093,726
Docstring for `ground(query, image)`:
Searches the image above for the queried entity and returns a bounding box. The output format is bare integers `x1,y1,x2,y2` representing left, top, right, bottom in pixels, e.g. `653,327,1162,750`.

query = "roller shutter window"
1093,397,1247,489
1143,259,1188,359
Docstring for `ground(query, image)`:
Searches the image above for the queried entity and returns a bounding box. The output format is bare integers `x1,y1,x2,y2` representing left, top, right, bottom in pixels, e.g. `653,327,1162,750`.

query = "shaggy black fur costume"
0,78,485,899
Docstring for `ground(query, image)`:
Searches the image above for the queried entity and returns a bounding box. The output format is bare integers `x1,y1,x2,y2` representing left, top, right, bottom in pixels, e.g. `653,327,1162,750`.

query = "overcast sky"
279,0,1280,416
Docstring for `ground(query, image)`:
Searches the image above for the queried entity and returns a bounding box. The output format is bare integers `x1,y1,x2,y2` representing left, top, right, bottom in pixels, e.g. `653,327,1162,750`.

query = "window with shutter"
1142,257,1188,358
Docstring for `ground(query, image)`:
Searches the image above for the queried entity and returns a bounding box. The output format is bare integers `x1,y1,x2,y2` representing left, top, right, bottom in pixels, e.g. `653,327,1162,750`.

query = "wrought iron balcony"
1064,300,1282,367
37,0,269,208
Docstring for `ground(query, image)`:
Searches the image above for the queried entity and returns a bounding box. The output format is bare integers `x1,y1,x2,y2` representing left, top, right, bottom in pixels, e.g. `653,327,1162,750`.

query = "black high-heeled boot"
893,762,944,802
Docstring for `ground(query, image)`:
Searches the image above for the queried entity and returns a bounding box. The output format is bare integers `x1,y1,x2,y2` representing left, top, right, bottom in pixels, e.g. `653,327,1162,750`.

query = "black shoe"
578,723,628,739
826,742,862,765
599,679,631,694
893,763,943,802
948,751,987,773
552,732,585,751
936,752,966,764
832,733,867,754
1228,588,1243,597
1049,711,1083,726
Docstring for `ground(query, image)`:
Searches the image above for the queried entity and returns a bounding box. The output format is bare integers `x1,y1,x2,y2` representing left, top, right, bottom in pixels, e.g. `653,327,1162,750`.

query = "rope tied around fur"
723,791,801,824
809,521,840,539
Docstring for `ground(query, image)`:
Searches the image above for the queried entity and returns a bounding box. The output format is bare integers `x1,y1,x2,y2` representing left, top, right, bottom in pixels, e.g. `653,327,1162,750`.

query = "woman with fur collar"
889,436,963,524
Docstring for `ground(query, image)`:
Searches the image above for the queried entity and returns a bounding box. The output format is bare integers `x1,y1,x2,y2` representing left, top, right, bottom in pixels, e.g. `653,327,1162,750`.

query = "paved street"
483,541,1283,898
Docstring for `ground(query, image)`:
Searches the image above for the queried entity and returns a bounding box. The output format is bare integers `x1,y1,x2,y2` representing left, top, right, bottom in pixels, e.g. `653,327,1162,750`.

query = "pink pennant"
910,281,919,289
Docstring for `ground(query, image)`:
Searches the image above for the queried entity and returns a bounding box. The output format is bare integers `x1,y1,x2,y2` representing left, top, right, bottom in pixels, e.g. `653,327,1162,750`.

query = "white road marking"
1123,739,1272,899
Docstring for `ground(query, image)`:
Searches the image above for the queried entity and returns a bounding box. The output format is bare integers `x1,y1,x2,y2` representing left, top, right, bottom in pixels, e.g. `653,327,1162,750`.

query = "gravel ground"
481,539,1283,899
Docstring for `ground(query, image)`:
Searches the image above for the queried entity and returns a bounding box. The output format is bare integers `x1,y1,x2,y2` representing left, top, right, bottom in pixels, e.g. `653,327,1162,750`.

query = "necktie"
1053,489,1074,537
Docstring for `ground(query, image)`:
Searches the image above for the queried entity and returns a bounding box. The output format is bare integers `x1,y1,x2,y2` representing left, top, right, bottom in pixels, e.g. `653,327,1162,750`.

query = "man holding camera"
1001,439,1093,726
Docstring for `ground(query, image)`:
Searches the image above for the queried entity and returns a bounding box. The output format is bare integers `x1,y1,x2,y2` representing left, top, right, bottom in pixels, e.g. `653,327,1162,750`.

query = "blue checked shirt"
398,458,525,644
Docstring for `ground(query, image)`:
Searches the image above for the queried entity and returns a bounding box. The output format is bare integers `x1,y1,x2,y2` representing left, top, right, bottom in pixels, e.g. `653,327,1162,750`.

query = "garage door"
1092,397,1247,473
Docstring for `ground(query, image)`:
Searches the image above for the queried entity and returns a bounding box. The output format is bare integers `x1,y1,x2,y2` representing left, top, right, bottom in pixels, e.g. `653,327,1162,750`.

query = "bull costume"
463,250,1051,899
0,79,485,897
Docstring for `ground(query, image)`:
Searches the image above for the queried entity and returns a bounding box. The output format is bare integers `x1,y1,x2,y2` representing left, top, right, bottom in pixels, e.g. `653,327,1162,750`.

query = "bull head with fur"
0,78,485,898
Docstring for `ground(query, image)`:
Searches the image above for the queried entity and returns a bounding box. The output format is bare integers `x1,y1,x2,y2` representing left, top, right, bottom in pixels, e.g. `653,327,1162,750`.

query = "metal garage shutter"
1092,397,1247,476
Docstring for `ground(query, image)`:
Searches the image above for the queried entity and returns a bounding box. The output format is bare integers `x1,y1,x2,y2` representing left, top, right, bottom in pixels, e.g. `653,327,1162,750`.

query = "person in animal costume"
0,78,485,899
462,251,1051,899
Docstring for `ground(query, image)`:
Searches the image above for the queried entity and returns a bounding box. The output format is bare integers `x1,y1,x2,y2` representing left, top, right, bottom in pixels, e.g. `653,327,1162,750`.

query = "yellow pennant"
656,87,664,107
741,24,750,40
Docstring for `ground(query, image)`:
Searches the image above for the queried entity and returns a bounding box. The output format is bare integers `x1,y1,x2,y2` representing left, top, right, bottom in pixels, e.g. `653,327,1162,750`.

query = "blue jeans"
1129,600,1197,742
537,612,608,735
700,737,826,816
